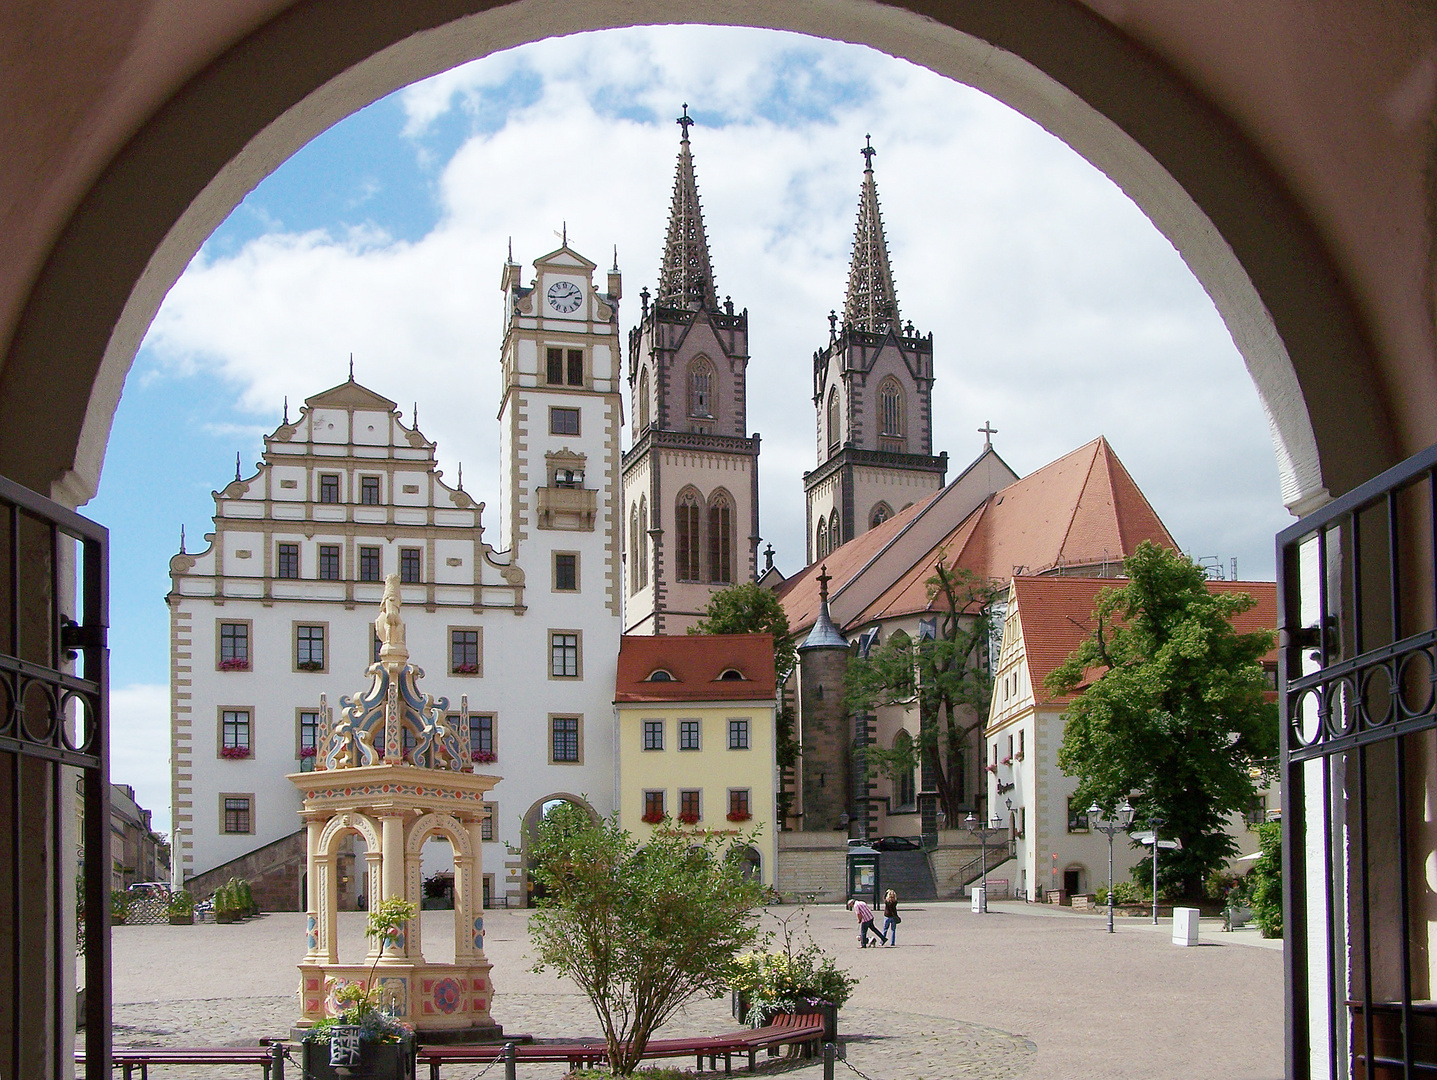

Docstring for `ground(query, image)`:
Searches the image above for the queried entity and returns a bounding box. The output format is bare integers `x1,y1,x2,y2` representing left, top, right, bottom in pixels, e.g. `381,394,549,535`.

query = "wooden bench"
419,1015,828,1078
76,1044,286,1079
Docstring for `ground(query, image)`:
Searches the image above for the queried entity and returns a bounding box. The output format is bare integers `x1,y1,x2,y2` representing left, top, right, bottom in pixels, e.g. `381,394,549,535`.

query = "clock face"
546,280,583,314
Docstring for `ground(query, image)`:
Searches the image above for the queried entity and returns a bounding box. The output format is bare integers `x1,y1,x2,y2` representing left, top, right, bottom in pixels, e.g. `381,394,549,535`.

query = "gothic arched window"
629,503,640,594
893,730,916,808
675,491,702,582
638,495,649,588
708,489,733,584
816,518,829,561
828,509,841,552
870,502,894,529
878,377,905,451
689,358,714,418
826,387,840,454
638,367,651,434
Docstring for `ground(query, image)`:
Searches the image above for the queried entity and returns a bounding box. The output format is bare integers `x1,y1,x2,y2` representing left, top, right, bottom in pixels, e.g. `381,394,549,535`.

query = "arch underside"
0,0,1395,517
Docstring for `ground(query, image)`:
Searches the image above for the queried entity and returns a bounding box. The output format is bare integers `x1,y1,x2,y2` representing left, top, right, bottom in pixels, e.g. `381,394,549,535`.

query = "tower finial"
657,106,717,310
612,245,619,272
348,353,354,381
817,563,832,603
979,420,997,449
842,137,900,333
413,402,418,429
179,525,186,555
235,452,242,482
457,462,464,491
562,220,567,246
508,235,514,263
282,396,289,425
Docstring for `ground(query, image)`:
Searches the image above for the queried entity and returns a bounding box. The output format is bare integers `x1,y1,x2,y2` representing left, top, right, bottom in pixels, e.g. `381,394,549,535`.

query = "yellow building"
614,634,778,884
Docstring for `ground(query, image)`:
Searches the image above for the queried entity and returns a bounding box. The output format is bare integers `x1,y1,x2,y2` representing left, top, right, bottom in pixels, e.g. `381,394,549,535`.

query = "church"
170,108,1258,906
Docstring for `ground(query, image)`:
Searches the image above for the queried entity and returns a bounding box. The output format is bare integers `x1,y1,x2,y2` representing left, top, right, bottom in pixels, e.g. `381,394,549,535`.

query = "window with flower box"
220,709,251,759
450,628,481,675
679,790,701,825
295,624,326,671
468,713,495,763
218,621,250,671
642,790,665,824
298,710,319,771
727,789,751,822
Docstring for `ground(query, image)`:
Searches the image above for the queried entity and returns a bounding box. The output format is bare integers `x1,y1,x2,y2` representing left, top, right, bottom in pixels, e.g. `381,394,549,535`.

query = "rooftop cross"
677,103,694,140
861,134,876,170
817,563,832,603
979,420,998,449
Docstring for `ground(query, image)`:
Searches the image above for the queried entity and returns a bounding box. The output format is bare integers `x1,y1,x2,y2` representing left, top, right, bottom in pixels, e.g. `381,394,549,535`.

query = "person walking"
882,889,900,946
846,897,884,947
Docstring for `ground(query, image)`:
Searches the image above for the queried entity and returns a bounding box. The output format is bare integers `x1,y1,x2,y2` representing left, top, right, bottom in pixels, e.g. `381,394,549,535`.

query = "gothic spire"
655,104,718,311
843,135,900,334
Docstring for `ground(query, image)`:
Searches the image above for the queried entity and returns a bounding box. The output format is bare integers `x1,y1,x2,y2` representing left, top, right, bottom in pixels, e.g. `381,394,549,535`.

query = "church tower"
498,234,625,617
804,138,946,563
621,107,761,635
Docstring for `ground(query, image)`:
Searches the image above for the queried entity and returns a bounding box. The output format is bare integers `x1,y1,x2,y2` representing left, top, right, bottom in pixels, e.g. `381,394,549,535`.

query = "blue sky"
88,27,1288,831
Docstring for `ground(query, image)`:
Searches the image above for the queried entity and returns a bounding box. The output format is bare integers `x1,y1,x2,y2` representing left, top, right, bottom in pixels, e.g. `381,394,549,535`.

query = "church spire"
842,135,900,333
655,104,718,311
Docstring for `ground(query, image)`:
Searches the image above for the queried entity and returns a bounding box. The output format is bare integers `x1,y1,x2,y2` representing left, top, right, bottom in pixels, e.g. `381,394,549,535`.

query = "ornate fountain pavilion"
291,575,503,1041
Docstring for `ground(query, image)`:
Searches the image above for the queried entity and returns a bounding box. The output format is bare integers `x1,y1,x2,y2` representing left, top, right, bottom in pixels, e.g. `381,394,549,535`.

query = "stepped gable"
614,633,776,702
1010,575,1277,707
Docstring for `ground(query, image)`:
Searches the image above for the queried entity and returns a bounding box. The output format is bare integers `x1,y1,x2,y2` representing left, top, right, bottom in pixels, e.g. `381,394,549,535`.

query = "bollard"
824,1042,836,1080
505,1040,517,1080
270,1042,285,1080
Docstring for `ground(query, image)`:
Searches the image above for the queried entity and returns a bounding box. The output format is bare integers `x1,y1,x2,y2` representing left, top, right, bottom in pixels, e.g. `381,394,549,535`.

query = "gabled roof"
304,378,399,412
615,634,776,703
850,437,1178,626
1010,575,1278,707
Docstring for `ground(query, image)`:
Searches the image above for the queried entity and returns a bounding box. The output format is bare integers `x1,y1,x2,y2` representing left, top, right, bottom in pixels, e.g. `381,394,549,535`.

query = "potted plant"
677,810,701,826
729,906,857,1043
301,897,419,1080
237,877,257,917
110,890,129,927
213,883,236,924
167,890,195,925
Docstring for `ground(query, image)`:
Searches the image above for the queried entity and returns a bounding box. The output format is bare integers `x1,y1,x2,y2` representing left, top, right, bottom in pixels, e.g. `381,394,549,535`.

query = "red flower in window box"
454,663,480,675
641,811,665,825
298,746,316,758
1000,755,1013,767
984,763,998,774
220,746,251,760
677,811,700,826
218,658,250,672
726,812,752,823
296,660,323,672
471,750,497,763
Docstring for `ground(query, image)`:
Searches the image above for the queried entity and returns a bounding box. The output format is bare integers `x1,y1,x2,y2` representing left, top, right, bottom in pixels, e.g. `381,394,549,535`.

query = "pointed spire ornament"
656,105,718,311
348,353,355,381
507,236,514,263
843,135,901,334
235,452,242,481
282,396,289,425
457,462,464,490
413,402,418,429
179,525,186,555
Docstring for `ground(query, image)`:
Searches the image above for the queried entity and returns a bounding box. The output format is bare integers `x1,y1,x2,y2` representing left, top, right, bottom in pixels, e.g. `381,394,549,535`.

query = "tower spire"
843,135,900,333
656,104,718,311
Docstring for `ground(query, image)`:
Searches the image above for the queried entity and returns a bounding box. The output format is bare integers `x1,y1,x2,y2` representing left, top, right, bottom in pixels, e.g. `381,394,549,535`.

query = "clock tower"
804,138,946,562
621,108,761,635
498,236,625,617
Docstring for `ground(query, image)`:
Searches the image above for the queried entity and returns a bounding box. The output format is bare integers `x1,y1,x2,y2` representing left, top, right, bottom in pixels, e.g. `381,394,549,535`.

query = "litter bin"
971,885,986,913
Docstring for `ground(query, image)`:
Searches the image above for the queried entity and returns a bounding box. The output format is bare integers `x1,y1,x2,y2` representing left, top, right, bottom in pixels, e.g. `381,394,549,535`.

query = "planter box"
301,1038,416,1080
732,992,838,1041
215,911,236,924
169,913,194,925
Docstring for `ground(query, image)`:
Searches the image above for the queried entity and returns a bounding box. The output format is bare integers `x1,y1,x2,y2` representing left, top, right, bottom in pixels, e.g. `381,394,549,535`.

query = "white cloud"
109,684,172,836
143,25,1286,583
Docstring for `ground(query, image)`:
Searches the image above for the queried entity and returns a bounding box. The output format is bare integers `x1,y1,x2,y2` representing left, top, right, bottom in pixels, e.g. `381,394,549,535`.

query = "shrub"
1095,881,1143,906
110,890,129,923
167,890,195,916
1248,820,1282,938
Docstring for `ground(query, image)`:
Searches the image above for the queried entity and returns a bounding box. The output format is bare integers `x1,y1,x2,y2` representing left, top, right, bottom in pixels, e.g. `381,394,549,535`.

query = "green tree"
1247,820,1283,938
1046,541,1277,897
527,802,767,1075
844,558,1003,821
692,582,799,820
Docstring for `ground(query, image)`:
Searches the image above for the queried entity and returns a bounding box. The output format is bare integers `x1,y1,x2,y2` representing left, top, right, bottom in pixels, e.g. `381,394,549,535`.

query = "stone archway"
0,1,1413,520
519,793,600,907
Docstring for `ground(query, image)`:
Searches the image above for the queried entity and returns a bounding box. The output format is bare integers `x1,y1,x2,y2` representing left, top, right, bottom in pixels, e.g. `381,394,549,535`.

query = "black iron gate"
0,474,109,1078
1280,440,1437,1080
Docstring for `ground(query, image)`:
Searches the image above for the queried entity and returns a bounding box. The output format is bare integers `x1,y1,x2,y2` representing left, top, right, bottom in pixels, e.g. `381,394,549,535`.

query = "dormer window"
718,669,745,681
647,669,674,682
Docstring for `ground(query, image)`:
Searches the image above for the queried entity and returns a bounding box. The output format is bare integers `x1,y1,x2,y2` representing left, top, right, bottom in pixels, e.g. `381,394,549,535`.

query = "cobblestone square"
91,900,1281,1080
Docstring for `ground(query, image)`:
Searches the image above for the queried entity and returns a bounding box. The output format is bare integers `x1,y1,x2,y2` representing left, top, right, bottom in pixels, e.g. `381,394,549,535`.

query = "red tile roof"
1010,575,1278,706
615,634,777,703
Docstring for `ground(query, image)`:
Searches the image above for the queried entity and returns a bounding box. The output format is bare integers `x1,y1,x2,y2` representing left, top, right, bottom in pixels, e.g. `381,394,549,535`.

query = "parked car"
871,835,923,851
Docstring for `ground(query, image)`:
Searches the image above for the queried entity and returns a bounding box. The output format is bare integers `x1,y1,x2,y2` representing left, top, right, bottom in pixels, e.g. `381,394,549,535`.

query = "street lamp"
964,812,1006,912
1088,800,1134,933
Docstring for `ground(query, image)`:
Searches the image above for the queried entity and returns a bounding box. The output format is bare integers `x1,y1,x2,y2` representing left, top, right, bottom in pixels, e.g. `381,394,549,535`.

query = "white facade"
171,242,624,902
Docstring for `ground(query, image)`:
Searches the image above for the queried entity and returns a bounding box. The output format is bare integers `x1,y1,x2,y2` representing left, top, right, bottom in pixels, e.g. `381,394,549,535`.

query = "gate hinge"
61,615,107,652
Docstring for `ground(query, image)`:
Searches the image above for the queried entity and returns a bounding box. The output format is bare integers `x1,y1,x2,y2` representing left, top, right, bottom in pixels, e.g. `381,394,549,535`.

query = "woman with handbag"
882,889,900,946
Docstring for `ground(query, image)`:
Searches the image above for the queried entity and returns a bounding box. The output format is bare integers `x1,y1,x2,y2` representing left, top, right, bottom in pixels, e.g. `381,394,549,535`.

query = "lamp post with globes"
964,812,1007,912
1088,800,1134,934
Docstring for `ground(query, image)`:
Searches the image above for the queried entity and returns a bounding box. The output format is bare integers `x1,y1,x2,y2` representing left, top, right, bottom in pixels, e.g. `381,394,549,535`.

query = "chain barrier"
830,1042,887,1080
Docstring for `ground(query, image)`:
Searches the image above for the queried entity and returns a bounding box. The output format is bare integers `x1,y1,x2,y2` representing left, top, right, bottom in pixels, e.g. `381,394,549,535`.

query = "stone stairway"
880,848,938,901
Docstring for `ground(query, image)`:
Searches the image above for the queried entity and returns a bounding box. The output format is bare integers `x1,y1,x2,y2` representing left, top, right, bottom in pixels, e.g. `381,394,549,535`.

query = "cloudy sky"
89,26,1288,832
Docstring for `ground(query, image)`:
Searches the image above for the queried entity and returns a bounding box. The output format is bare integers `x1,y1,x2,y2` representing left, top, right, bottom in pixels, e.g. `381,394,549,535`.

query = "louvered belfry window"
676,493,701,581
708,493,732,584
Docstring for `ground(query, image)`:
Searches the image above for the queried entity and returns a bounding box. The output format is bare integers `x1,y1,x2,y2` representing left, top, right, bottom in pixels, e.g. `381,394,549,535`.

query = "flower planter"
169,912,194,925
301,1037,416,1080
215,910,235,924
